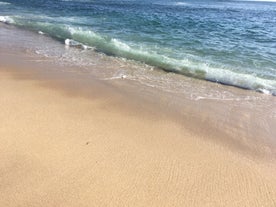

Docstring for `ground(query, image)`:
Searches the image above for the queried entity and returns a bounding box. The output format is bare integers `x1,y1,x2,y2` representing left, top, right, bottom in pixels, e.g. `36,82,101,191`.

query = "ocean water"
0,0,276,94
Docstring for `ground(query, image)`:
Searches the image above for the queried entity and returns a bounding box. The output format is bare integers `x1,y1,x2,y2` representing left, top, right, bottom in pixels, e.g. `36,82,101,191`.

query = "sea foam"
0,16,14,24
0,1,10,5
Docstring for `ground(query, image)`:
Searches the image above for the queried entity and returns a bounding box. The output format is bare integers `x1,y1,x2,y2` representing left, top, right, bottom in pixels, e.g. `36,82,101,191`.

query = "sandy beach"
1,20,276,207
1,64,276,207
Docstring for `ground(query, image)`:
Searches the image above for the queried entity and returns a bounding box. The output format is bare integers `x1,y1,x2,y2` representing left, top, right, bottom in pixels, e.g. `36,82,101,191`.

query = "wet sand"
1,65,276,207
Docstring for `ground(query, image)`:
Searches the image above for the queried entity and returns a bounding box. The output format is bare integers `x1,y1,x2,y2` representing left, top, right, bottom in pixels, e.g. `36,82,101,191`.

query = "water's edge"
1,23,276,159
0,17,275,96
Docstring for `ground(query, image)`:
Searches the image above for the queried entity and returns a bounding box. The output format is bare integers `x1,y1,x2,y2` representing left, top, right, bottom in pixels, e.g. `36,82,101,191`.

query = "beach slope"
0,68,276,207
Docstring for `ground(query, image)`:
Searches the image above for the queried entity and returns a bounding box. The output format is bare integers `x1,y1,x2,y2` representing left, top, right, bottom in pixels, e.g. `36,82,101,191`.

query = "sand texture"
0,68,276,207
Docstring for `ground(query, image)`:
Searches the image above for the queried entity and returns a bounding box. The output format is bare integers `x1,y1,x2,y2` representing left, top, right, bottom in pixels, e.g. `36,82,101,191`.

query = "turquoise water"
0,0,276,94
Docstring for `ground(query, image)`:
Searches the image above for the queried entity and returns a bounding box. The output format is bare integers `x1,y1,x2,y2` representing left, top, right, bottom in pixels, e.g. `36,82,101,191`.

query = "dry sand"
1,67,276,207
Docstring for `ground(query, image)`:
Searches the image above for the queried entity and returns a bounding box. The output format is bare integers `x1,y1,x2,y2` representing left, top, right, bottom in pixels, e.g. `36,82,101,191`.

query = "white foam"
102,75,127,80
65,38,92,50
0,16,14,24
154,1,189,6
0,1,10,5
65,38,73,46
174,2,188,6
82,45,89,50
256,88,271,95
204,66,276,92
111,39,131,51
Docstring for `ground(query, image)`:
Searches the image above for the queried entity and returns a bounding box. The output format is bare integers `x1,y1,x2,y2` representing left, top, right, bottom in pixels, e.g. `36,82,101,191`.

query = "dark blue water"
1,0,276,94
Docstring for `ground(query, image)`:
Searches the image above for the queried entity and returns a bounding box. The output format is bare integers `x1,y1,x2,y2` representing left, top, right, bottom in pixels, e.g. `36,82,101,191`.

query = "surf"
0,0,275,96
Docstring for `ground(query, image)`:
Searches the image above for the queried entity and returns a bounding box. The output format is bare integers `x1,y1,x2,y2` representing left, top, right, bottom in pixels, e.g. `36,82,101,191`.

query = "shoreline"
0,22,275,96
1,23,276,206
1,22,275,159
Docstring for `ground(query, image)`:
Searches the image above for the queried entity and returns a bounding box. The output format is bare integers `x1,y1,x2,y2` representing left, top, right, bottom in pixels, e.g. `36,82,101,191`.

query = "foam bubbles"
65,38,92,50
0,16,14,24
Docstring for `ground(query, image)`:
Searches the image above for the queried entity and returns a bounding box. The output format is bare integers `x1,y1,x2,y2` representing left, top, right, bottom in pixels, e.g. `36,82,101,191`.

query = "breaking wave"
1,15,275,95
